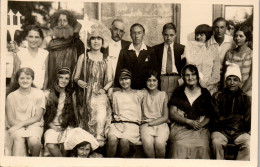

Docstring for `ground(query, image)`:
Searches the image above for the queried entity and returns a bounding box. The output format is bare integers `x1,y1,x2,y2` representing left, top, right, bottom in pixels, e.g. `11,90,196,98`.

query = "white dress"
6,88,45,148
184,41,220,94
17,48,49,89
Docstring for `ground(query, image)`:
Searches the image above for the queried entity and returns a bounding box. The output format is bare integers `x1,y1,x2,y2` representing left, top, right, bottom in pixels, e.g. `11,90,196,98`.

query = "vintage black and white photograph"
0,0,258,166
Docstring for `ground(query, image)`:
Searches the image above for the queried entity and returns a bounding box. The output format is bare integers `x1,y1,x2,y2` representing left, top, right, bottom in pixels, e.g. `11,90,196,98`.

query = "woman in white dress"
12,25,49,90
184,24,220,95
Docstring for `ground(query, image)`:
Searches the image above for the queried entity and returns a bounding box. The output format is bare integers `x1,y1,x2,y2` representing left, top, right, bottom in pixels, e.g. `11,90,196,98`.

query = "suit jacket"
102,40,131,87
117,44,157,89
153,42,185,75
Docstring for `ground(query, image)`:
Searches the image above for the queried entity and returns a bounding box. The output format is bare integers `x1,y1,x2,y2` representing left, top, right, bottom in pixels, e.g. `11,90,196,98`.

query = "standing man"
211,63,251,160
118,23,156,89
206,17,235,90
103,19,131,87
153,23,185,99
44,10,84,87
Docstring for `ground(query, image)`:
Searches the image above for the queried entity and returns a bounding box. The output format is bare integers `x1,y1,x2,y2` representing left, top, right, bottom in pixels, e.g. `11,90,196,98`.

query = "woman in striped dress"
74,23,113,147
224,25,252,97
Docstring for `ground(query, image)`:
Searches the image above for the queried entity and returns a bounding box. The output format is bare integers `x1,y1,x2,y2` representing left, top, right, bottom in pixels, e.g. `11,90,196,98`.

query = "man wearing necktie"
102,19,131,87
153,23,186,99
118,23,156,89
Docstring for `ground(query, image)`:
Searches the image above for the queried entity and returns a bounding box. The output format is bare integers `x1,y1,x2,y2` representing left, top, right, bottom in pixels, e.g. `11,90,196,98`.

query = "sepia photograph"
0,0,258,166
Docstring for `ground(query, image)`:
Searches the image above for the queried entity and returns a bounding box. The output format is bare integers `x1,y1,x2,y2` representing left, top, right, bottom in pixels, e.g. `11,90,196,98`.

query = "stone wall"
85,2,180,47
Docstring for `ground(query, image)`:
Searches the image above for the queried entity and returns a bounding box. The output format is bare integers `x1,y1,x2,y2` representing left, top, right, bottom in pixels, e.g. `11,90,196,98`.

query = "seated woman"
184,24,220,95
43,67,77,157
63,127,102,158
140,70,169,158
224,25,252,97
168,64,213,159
106,69,146,157
6,67,45,156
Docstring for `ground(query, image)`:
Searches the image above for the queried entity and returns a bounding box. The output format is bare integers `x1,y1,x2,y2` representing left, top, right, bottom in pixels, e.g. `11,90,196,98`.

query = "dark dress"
168,86,213,159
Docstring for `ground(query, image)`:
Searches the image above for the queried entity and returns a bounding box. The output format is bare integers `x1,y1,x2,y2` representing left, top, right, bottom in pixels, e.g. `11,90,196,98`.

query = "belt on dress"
112,120,140,126
161,73,179,76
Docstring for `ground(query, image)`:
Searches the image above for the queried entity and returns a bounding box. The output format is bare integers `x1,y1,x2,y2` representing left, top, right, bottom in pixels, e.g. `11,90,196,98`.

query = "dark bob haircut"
195,24,213,41
234,25,253,42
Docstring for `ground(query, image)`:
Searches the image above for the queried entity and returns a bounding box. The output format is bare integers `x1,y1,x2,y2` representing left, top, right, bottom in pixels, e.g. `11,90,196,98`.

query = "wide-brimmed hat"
64,128,99,151
87,21,111,48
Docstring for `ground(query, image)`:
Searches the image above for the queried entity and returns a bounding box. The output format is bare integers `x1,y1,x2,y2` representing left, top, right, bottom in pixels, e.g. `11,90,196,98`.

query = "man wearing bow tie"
104,19,131,87
153,23,185,99
118,23,156,89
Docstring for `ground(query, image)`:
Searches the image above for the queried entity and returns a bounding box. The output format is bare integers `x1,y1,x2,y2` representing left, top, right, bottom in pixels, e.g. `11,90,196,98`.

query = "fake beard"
53,25,74,39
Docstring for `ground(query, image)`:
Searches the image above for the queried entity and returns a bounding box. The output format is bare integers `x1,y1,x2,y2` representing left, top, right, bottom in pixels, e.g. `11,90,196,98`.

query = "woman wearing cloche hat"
74,22,113,147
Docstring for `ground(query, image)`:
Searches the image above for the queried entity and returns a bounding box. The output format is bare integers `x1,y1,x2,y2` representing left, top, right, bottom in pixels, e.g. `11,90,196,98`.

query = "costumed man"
44,10,85,87
153,23,185,99
211,63,251,160
103,19,131,87
117,23,156,89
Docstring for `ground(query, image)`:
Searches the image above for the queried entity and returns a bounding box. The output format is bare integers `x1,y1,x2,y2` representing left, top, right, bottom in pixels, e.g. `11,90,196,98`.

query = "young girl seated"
6,67,45,156
106,69,146,157
43,67,77,157
64,127,102,158
141,71,169,158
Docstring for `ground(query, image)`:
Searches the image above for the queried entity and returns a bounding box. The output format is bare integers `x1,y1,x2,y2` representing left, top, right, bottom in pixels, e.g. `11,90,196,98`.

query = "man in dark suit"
118,23,156,89
103,19,131,87
153,23,185,99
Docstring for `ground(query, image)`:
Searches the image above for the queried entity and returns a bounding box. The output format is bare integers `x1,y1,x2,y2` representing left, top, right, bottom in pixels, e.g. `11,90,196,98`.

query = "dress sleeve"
224,50,233,64
111,92,119,115
137,89,148,101
74,54,84,82
104,58,113,86
37,90,46,110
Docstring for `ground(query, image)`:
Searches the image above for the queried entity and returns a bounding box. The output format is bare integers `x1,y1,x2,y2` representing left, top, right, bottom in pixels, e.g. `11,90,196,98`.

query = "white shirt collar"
128,42,147,51
209,34,233,45
164,42,174,48
110,39,121,46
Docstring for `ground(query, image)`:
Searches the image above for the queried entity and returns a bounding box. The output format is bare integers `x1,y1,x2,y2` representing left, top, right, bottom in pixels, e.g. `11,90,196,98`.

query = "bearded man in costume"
45,10,85,87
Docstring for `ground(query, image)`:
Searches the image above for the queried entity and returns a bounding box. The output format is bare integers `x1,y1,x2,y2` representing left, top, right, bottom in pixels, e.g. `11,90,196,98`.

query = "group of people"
5,9,252,160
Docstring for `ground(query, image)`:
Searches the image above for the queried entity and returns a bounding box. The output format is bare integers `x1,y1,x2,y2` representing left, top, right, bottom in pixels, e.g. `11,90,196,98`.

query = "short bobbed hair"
234,25,253,42
195,24,213,41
